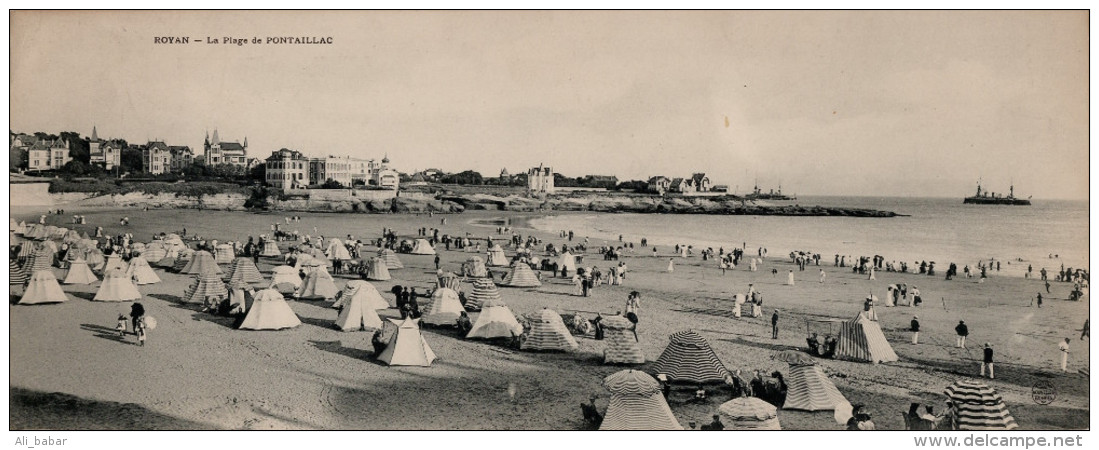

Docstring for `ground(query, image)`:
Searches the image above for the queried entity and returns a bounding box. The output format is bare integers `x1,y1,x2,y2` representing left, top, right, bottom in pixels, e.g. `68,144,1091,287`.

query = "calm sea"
525,196,1089,278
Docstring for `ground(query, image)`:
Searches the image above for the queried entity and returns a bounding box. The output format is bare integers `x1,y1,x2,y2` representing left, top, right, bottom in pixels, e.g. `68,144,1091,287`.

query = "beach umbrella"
145,316,158,330
599,369,682,430
944,379,1018,430
141,246,167,262
719,397,782,430
650,330,730,384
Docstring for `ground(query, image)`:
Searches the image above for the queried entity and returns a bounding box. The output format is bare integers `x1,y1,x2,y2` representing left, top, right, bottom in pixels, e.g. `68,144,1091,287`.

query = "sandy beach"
9,207,1090,430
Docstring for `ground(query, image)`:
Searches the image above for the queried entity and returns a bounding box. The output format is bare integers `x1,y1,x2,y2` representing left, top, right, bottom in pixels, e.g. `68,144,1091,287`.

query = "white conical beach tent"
224,257,265,285
781,358,848,411
182,268,229,305
410,239,436,255
327,241,352,261
103,254,128,274
93,269,142,302
296,266,339,300
19,270,69,305
521,308,578,351
650,330,730,384
238,288,302,330
466,299,523,339
602,315,645,364
377,249,403,269
214,244,235,264
500,261,541,287
557,251,577,273
333,283,385,332
260,240,281,257
835,313,899,364
333,280,389,310
944,379,1018,430
270,265,302,295
364,257,392,281
486,244,508,266
464,277,501,311
377,318,436,366
84,248,106,271
125,256,161,285
62,258,98,284
421,287,464,326
718,397,782,430
599,369,682,430
179,251,221,275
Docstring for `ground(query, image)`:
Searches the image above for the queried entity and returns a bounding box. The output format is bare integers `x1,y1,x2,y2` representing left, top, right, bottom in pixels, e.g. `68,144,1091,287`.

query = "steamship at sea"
963,182,1031,206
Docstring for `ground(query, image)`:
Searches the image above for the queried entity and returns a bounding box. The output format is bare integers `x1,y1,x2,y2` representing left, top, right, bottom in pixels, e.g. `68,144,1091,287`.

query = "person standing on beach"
1036,293,1043,308
981,343,994,379
667,258,674,273
955,321,969,348
1058,338,1070,372
434,254,440,270
786,270,795,286
771,310,780,339
819,269,826,283
910,316,920,344
1041,267,1048,281
1045,280,1051,294
1082,319,1090,340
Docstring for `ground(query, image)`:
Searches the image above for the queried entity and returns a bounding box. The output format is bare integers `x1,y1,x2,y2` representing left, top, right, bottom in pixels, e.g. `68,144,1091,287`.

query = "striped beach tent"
62,229,83,244
463,256,488,278
93,269,142,302
224,257,265,285
260,240,281,257
156,247,181,269
650,331,730,384
238,288,302,330
21,247,55,279
16,241,35,262
464,277,501,311
486,244,508,266
499,261,541,288
141,245,167,263
520,308,578,351
835,313,899,364
364,257,392,281
333,280,389,310
377,318,436,366
84,248,106,271
781,361,847,411
214,244,235,264
333,282,384,332
410,239,436,255
437,271,461,290
62,258,99,284
182,267,228,305
270,265,302,293
296,265,339,300
718,397,782,430
421,287,464,326
126,256,161,285
24,224,47,239
602,315,645,364
10,260,28,286
19,270,69,305
179,251,221,275
171,249,195,272
377,249,403,270
944,379,1018,430
599,369,682,430
466,299,523,339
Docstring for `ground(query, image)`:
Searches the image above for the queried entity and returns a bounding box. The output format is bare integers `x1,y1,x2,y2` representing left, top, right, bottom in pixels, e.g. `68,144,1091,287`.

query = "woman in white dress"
667,259,675,273
786,270,795,286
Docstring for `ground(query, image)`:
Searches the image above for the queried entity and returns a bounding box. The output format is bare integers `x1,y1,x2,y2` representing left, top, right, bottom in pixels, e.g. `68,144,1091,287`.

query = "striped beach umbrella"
182,267,228,305
599,369,682,430
782,362,848,411
718,397,782,430
464,277,501,311
650,330,731,384
602,315,645,364
377,248,403,270
520,308,578,351
944,379,1018,430
224,257,265,285
499,261,541,288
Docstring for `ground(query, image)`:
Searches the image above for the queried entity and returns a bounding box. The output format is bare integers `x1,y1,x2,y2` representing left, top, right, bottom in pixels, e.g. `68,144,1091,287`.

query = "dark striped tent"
520,308,578,351
944,379,1018,430
376,249,404,270
182,267,229,305
718,397,782,430
499,261,541,288
602,315,645,364
599,369,682,430
782,362,847,411
179,251,221,275
224,257,266,285
9,260,28,285
835,313,899,364
650,330,730,384
464,278,501,311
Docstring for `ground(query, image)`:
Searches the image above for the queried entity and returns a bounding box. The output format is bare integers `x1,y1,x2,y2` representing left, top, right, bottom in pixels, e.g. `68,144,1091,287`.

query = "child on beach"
116,314,128,336
135,321,146,346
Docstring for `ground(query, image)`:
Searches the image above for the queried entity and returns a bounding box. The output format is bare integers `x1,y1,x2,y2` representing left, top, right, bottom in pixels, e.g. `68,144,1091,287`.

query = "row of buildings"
647,173,727,195
263,149,400,192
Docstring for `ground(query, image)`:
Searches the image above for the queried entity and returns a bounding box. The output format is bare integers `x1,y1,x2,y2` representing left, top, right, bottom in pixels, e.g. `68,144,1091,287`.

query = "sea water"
526,196,1089,278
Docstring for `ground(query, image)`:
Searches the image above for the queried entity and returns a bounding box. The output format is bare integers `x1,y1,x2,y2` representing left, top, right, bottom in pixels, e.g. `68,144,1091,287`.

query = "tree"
59,131,89,163
249,164,266,184
120,147,144,174
9,146,26,171
441,170,483,185
615,180,648,191
61,160,89,176
321,178,344,189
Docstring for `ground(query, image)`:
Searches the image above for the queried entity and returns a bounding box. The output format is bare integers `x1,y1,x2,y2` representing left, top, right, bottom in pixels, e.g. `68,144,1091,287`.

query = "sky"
9,11,1090,199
